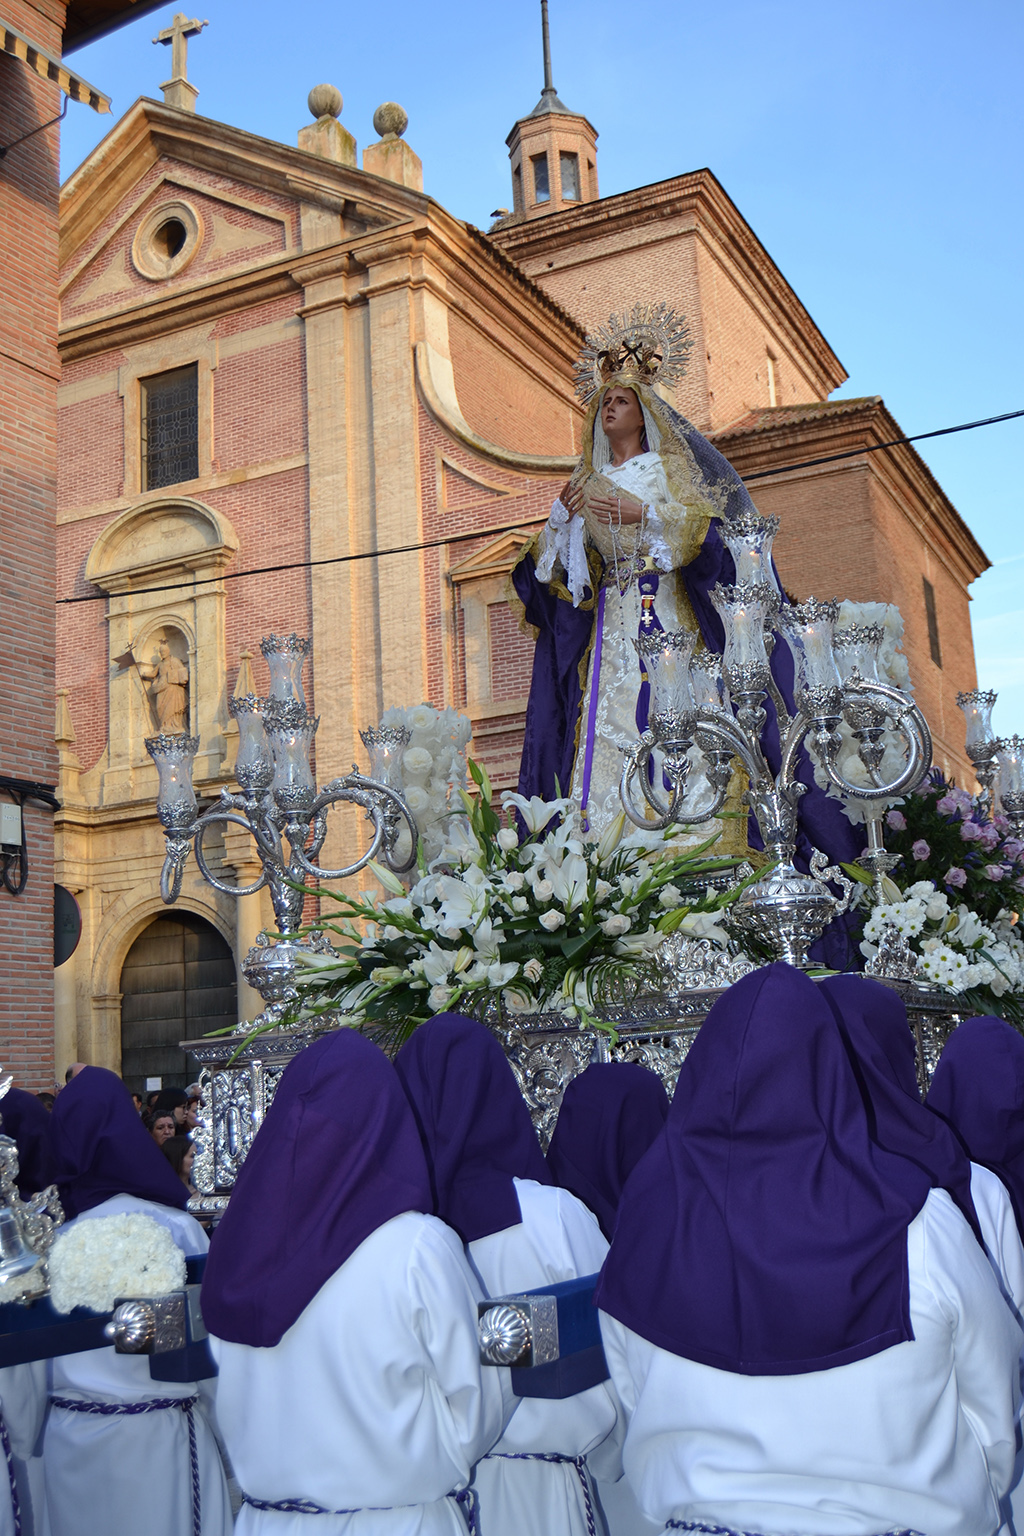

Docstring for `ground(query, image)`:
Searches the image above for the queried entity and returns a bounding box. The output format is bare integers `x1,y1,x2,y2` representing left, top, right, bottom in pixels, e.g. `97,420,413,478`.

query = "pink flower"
944,866,968,888
959,820,983,842
912,839,930,860
1003,838,1024,861
995,814,1011,834
886,810,907,831
936,795,959,816
983,864,1008,881
978,823,1001,851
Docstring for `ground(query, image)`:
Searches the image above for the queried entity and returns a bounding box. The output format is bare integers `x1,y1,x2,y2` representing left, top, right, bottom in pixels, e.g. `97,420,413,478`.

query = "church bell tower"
504,0,598,221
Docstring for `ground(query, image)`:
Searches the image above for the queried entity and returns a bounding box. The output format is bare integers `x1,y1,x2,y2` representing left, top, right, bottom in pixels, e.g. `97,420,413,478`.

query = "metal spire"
530,0,571,115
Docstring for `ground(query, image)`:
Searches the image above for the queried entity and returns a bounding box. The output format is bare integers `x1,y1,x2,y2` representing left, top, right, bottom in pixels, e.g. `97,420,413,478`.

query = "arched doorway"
120,912,236,1092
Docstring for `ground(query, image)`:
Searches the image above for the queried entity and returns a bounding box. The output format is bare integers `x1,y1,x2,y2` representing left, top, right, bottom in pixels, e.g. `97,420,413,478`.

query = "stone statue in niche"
138,630,190,734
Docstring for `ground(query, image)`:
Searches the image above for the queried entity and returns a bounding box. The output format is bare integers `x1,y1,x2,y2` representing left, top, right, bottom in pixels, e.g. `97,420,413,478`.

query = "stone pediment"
60,97,426,282
85,497,239,593
450,527,537,584
62,172,294,320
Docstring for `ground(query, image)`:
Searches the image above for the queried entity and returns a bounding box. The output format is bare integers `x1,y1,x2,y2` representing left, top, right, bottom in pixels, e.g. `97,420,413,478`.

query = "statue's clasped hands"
558,479,645,527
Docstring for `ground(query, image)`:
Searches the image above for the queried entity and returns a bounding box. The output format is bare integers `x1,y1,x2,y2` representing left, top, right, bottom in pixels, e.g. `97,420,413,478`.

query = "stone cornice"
488,169,847,397
415,343,574,474
714,398,990,589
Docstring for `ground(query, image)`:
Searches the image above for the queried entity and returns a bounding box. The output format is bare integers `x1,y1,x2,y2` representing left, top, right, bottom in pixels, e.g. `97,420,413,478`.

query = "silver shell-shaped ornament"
104,1300,156,1353
478,1303,531,1365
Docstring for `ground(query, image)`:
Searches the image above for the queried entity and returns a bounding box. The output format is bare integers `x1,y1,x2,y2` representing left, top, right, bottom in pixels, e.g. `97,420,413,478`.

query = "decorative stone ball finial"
373,102,408,140
308,83,343,122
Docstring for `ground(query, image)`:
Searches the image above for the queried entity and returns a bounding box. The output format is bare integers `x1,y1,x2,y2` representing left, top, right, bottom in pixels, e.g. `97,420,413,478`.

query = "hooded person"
0,1088,56,1201
596,964,1023,1536
546,1062,669,1242
43,1067,230,1536
394,1013,620,1536
820,978,1024,1324
925,1015,1024,1536
510,304,860,967
202,1028,512,1534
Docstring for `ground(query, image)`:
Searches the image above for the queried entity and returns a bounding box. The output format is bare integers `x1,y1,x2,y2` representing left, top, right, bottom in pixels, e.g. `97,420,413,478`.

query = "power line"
57,404,1024,606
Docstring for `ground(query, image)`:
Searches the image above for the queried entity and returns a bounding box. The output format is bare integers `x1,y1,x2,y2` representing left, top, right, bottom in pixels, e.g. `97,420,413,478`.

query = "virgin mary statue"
510,304,860,962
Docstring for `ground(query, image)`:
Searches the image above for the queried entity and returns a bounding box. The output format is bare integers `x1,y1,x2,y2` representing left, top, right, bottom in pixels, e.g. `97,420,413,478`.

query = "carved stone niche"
84,497,239,803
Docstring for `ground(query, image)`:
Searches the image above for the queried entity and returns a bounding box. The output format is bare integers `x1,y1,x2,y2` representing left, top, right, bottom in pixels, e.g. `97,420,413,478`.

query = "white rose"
427,984,452,1010
404,784,431,816
511,896,529,913
658,883,682,909
539,909,565,931
594,879,613,901
401,746,434,784
497,827,519,852
503,871,525,892
523,957,544,982
601,913,632,937
533,879,555,902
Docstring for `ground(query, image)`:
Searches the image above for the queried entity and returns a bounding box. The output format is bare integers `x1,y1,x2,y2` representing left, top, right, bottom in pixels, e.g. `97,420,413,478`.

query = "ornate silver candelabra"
954,691,1024,836
619,513,933,966
145,633,418,1027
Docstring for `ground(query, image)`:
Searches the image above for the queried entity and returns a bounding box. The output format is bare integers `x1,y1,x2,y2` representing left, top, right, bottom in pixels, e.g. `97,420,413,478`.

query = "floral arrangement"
878,770,1024,920
48,1214,185,1315
379,703,472,871
290,761,748,1040
848,769,1024,1026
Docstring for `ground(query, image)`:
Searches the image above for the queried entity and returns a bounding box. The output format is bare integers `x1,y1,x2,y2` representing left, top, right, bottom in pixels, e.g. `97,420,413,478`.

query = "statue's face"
601,385,643,439
158,640,169,658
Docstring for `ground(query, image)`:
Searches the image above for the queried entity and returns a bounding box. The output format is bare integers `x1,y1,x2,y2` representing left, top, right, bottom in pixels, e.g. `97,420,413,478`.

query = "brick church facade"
53,63,987,1080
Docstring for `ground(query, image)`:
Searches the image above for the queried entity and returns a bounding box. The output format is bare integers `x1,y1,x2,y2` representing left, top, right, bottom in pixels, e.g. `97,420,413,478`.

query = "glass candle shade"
229,694,273,794
778,599,842,698
833,624,884,687
994,735,1024,802
634,628,698,736
260,633,312,710
721,511,782,594
359,726,411,790
690,649,726,710
145,733,199,828
263,700,318,808
956,689,999,752
710,582,774,684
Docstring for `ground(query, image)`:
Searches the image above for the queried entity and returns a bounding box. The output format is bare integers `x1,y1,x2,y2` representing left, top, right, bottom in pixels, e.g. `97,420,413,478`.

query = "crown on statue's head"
574,302,693,404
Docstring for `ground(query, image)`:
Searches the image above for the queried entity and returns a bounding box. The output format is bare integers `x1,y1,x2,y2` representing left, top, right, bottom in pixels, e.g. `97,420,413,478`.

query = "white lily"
369,860,407,896
501,791,573,833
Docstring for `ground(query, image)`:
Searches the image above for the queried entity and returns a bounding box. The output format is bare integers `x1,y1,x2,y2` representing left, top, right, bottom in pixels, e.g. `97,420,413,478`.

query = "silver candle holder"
146,633,418,1029
619,516,933,967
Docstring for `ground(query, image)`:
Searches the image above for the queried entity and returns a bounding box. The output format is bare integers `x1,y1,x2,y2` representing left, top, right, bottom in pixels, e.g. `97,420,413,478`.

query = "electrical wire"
56,404,1024,606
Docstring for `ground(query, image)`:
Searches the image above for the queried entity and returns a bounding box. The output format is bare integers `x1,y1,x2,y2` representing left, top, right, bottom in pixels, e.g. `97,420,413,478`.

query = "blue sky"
62,0,1024,735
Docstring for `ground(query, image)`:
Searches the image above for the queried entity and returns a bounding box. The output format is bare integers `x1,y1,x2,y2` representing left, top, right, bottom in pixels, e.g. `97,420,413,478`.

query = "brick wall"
0,0,66,1088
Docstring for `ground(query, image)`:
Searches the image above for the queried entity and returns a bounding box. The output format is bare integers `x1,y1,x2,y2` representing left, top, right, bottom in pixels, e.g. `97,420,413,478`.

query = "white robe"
209,1211,514,1536
44,1193,231,1536
537,456,720,844
600,1188,1023,1536
969,1163,1024,1536
0,1362,47,1536
467,1178,622,1536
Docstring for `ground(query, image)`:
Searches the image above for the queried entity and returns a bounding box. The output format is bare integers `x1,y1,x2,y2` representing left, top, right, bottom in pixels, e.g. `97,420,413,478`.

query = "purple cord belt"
241,1488,477,1531
50,1394,201,1536
666,1524,925,1536
483,1451,596,1536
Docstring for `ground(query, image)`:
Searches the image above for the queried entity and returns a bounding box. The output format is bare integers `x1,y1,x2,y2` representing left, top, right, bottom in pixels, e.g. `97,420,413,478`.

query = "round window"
131,200,203,282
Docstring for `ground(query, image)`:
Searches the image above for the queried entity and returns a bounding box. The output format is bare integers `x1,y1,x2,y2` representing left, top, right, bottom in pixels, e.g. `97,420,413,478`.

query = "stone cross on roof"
153,12,208,114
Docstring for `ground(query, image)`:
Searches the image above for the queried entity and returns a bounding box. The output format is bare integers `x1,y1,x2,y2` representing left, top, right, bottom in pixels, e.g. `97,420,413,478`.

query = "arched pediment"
85,497,239,593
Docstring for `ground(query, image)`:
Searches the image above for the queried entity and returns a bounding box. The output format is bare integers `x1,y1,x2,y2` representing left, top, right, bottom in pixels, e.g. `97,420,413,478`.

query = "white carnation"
49,1214,186,1315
